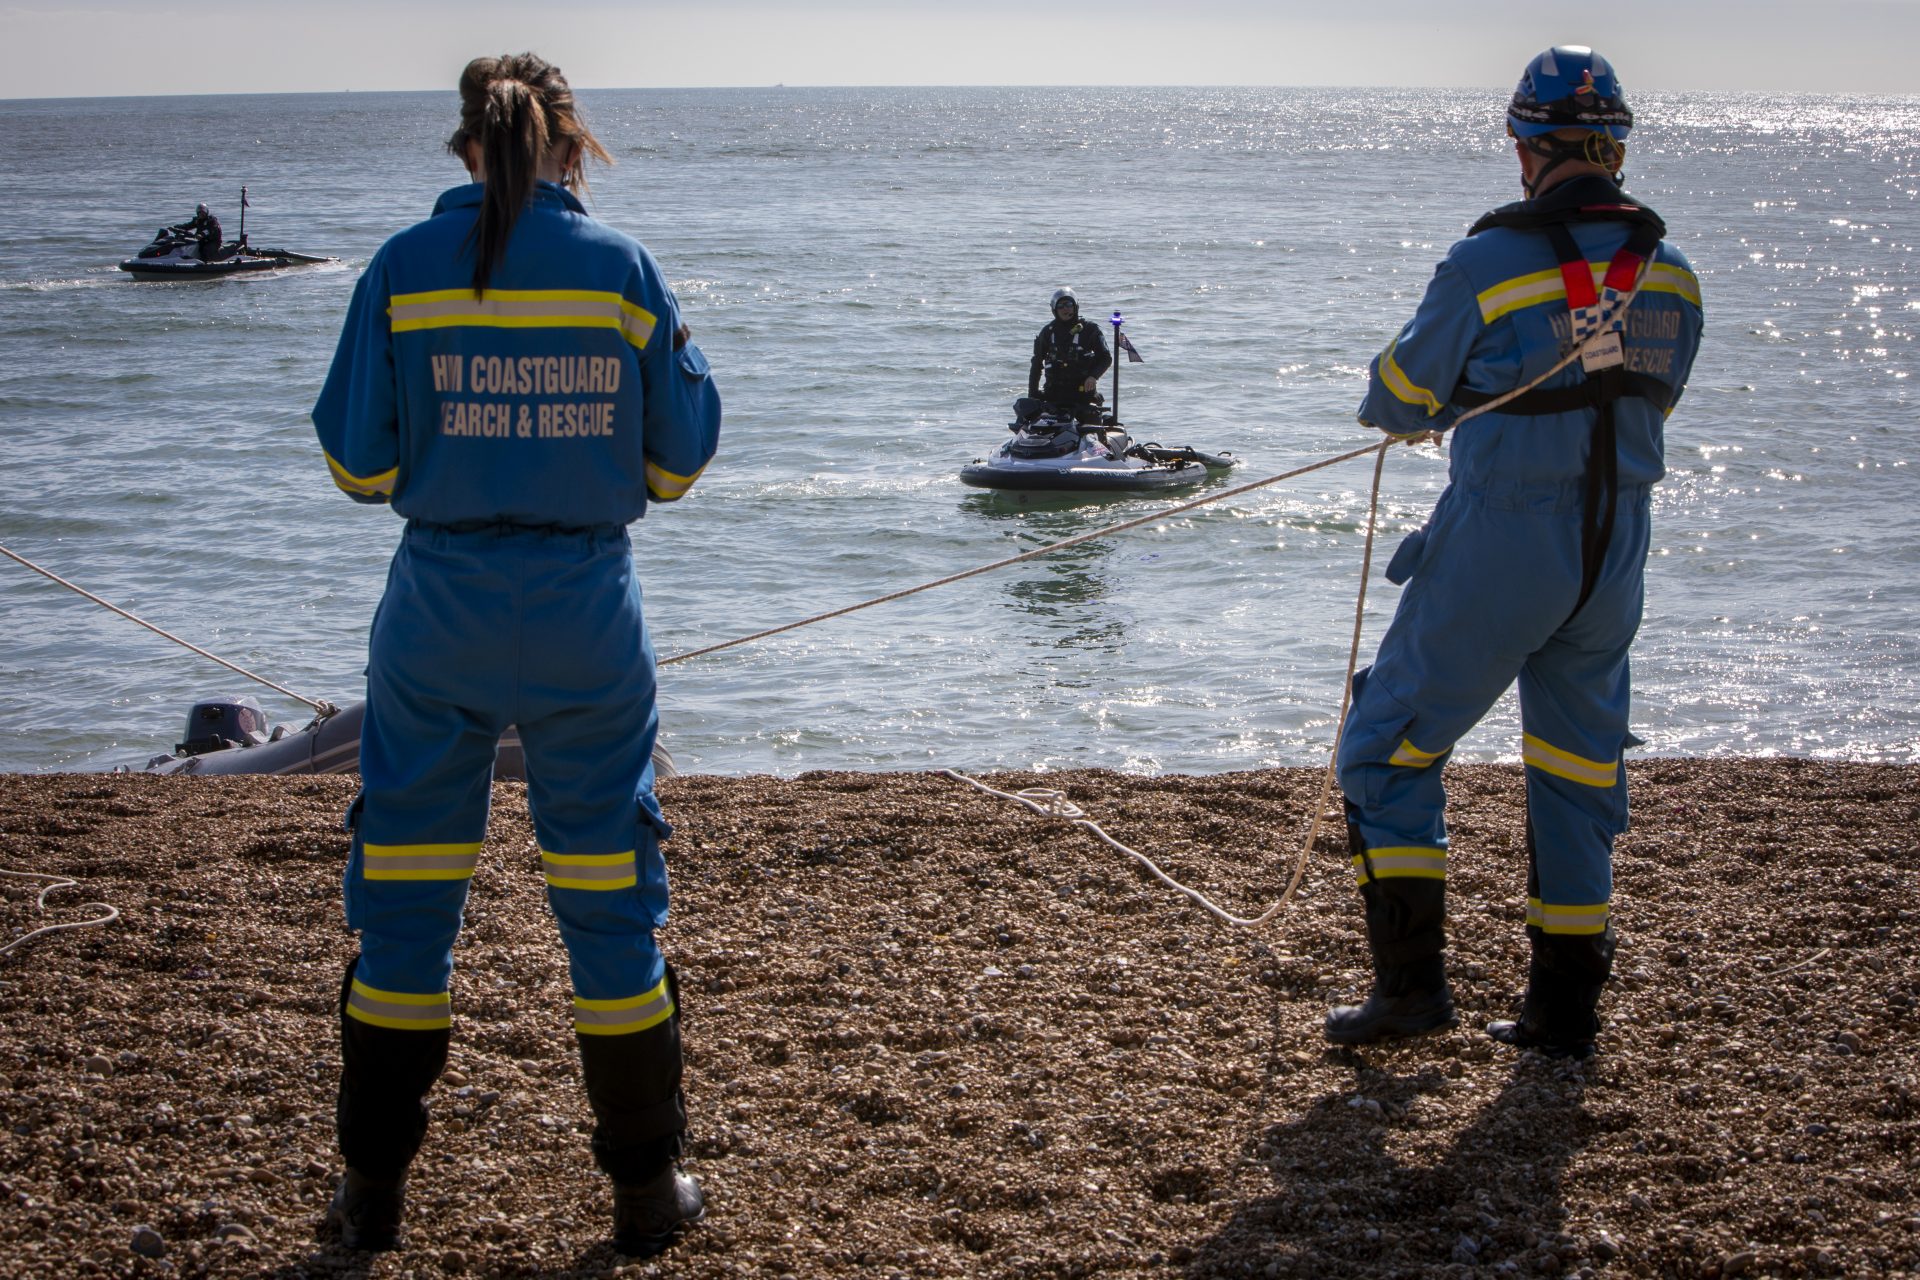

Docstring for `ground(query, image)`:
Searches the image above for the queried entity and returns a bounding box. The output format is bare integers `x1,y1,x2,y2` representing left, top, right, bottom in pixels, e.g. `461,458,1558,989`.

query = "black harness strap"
1452,190,1670,621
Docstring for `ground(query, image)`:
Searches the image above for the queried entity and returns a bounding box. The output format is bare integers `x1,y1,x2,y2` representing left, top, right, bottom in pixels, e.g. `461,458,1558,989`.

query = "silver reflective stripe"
1354,847,1447,881
541,850,637,890
346,981,451,1030
1528,899,1610,935
573,981,674,1036
362,844,482,880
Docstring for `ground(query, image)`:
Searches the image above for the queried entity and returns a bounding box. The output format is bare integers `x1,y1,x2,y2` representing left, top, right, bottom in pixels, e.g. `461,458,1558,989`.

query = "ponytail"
446,54,612,295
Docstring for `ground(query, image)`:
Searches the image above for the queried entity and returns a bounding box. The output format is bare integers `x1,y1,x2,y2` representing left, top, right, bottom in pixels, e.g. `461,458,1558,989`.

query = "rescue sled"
129,696,677,780
960,412,1235,494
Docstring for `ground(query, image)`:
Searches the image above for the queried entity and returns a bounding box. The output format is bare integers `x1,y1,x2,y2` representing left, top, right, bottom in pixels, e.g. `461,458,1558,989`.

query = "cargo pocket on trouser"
341,792,367,931
1336,667,1450,857
634,797,673,933
1384,526,1430,586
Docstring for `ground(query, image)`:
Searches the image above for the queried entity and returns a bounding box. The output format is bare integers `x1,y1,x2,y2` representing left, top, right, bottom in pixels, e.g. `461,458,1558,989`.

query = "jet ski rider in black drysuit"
172,203,224,261
1014,287,1112,425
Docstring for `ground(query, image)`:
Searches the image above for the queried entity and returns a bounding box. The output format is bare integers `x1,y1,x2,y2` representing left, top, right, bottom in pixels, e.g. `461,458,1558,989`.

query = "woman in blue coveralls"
1323,47,1703,1059
310,54,721,1256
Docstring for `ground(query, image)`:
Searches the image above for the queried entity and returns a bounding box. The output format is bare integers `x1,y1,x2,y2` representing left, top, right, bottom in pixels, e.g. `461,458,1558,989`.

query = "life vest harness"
1450,181,1673,620
1041,319,1096,371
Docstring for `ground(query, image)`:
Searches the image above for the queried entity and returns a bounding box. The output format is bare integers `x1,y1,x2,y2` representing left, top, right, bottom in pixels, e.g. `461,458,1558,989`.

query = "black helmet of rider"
196,203,210,217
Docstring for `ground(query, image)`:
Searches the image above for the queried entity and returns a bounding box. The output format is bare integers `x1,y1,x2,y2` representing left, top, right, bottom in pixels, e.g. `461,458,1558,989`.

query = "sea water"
0,87,1913,775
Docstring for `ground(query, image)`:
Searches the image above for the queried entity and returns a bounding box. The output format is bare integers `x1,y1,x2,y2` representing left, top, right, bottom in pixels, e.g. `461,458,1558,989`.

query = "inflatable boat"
131,695,677,780
960,413,1236,494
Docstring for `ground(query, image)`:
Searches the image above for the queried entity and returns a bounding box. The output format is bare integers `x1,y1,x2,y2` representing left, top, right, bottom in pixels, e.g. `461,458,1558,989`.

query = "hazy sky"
8,0,1919,98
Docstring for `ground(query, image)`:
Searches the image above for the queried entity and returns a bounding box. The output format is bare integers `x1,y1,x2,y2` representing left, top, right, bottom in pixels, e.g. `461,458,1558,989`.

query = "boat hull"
138,699,677,780
119,250,332,281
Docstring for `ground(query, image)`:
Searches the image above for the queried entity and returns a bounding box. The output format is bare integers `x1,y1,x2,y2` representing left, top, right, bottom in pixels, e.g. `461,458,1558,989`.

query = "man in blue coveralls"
1325,47,1704,1058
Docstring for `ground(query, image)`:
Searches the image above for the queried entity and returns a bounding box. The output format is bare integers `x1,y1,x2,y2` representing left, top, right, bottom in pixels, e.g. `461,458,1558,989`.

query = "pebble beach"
2,760,1915,1278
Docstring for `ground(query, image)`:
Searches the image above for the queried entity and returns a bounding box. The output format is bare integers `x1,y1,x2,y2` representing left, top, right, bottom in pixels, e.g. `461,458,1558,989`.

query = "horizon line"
4,82,1897,105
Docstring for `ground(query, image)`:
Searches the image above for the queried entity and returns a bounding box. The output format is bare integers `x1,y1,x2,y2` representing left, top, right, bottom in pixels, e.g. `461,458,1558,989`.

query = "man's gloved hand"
1080,377,1097,393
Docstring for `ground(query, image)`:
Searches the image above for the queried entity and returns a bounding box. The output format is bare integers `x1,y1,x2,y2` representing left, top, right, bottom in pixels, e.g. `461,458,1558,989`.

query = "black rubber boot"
1487,926,1614,1059
324,1167,406,1251
580,965,702,1254
334,957,449,1182
613,1166,707,1258
1325,809,1457,1045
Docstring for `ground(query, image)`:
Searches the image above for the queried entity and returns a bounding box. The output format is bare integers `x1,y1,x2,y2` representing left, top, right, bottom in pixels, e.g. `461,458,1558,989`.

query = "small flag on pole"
241,188,250,208
1116,330,1144,363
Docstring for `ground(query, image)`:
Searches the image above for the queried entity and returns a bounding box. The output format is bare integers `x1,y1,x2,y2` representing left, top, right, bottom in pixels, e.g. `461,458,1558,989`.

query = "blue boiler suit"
1336,176,1702,943
312,181,721,1049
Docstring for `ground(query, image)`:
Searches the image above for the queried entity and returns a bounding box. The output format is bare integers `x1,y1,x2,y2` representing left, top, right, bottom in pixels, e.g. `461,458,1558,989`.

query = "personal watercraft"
960,411,1235,493
119,187,333,280
119,227,332,280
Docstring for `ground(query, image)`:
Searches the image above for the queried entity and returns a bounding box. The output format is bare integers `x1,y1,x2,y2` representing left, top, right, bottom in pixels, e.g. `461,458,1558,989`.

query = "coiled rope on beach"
0,869,121,960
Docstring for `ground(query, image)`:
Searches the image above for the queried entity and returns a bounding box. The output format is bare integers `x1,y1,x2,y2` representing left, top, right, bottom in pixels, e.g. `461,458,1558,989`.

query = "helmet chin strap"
1520,133,1627,199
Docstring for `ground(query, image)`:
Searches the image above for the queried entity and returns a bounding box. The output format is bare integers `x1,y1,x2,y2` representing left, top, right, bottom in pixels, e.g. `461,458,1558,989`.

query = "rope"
938,442,1392,928
0,543,336,716
0,869,120,959
660,440,1386,667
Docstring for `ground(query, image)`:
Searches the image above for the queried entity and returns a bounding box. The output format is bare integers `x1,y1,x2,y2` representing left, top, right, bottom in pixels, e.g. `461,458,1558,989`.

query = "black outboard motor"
176,696,271,757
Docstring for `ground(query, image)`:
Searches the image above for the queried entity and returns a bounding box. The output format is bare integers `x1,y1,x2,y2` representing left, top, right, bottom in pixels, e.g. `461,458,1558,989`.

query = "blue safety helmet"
1508,46,1633,141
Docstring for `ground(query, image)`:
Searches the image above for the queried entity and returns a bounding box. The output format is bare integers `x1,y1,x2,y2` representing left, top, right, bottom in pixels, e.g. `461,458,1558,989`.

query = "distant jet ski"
129,696,677,780
960,410,1235,493
119,227,332,280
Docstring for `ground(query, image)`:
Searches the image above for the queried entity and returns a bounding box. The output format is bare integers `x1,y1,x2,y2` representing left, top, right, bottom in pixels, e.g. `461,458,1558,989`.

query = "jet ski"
960,411,1236,493
964,305,1235,493
127,695,677,780
119,227,333,280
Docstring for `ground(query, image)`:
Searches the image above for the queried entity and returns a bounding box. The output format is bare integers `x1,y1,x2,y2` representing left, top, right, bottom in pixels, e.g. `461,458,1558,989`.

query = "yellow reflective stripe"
618,300,658,350
324,448,397,498
1527,898,1610,935
1388,737,1445,768
361,841,482,881
1477,260,1700,325
644,459,705,502
540,848,638,891
574,977,675,1036
1477,266,1574,324
386,288,658,350
1378,339,1443,416
1521,733,1618,788
1642,262,1701,307
1352,846,1447,882
346,979,452,1030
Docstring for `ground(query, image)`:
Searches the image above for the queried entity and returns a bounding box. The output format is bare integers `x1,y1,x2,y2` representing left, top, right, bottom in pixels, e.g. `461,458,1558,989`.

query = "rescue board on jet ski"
961,417,1236,494
119,247,334,280
130,698,677,780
